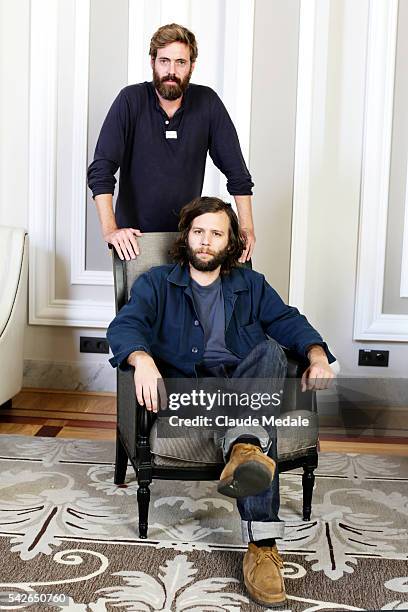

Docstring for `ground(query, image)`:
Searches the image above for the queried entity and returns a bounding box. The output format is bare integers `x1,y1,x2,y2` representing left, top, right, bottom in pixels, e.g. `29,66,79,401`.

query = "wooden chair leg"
137,482,151,539
302,458,317,521
114,432,128,485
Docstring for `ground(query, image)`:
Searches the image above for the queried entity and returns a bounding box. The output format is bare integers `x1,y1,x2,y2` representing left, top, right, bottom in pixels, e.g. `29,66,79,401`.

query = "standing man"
87,23,255,262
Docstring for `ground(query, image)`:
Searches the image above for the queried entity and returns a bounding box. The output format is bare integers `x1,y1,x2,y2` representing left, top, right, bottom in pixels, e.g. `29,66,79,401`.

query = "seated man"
107,196,336,607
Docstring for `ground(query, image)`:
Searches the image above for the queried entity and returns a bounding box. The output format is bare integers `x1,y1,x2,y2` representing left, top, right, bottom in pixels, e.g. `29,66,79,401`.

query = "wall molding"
353,0,408,340
217,0,255,200
400,160,408,297
70,0,113,287
28,0,115,327
289,0,330,310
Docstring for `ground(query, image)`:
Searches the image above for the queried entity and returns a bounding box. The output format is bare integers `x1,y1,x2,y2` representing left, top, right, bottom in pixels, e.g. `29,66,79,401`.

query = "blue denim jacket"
107,263,335,376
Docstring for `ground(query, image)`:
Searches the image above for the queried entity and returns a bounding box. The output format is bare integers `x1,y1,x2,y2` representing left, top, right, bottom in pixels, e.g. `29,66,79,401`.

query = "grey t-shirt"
191,277,240,367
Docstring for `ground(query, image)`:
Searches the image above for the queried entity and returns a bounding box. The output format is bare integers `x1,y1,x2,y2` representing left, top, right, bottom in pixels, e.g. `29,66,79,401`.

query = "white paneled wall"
298,0,408,375
2,0,408,388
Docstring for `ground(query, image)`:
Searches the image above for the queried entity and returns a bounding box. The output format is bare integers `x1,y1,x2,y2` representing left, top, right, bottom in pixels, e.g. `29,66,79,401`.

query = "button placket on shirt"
191,320,201,354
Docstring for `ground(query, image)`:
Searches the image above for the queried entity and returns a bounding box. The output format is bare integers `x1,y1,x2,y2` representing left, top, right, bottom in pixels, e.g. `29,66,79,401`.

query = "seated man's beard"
187,245,230,272
153,68,192,101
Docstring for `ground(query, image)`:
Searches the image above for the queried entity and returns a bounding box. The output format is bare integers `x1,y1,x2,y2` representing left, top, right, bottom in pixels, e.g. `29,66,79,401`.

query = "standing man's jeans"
197,338,287,543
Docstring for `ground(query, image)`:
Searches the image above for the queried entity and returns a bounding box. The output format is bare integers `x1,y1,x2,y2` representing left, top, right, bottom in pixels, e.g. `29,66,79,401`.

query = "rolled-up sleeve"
87,89,131,198
208,92,254,196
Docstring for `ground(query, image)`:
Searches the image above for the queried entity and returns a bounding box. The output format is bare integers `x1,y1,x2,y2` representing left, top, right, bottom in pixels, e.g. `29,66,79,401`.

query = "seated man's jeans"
195,337,287,543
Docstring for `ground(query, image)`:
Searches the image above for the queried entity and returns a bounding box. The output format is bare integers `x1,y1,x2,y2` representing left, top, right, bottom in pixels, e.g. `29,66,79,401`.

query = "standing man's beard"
187,245,230,272
153,67,192,101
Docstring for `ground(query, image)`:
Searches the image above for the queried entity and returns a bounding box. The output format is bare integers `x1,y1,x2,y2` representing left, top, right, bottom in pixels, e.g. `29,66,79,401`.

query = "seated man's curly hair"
170,196,246,273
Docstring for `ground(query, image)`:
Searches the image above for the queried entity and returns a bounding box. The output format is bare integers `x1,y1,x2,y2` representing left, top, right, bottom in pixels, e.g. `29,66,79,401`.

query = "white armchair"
0,226,28,408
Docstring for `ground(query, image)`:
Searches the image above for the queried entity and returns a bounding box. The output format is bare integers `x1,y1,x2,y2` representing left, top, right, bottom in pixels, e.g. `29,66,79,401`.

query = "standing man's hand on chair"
105,228,143,261
127,351,164,412
95,194,143,260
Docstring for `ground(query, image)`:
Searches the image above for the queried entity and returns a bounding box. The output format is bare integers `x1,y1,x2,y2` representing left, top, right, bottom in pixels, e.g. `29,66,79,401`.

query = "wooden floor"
1,388,408,456
1,389,116,441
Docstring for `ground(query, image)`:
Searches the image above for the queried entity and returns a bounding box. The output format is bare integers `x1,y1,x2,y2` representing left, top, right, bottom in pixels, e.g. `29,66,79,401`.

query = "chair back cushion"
112,231,250,311
113,233,178,312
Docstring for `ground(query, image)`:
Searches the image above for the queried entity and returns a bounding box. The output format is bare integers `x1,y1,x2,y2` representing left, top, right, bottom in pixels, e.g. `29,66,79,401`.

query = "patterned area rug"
0,435,407,611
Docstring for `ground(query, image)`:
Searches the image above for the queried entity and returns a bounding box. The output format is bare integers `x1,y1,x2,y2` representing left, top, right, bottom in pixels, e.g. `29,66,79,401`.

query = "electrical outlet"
80,336,109,354
358,349,389,367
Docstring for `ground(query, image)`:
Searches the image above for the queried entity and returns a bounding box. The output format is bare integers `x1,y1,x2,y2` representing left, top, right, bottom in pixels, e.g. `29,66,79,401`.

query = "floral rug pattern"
0,435,407,610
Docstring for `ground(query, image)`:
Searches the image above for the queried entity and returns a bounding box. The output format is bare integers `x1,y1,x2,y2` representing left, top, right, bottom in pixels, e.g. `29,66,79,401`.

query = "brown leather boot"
243,543,286,607
217,443,276,498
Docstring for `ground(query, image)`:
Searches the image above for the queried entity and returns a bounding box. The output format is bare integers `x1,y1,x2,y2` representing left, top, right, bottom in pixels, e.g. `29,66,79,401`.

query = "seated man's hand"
127,351,164,412
104,227,143,261
301,345,336,392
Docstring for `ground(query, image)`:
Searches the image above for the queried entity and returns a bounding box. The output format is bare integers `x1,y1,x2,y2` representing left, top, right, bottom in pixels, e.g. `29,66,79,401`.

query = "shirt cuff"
303,342,336,364
90,185,115,199
109,345,151,369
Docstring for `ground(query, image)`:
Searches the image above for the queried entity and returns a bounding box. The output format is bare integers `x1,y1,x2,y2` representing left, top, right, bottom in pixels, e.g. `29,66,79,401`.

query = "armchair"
0,226,28,408
111,234,318,538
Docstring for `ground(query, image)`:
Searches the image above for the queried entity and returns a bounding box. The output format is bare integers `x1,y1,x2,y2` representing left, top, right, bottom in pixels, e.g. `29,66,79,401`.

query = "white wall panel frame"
29,0,114,326
354,0,408,340
29,0,58,323
70,0,112,286
399,162,408,297
217,0,255,200
289,0,329,310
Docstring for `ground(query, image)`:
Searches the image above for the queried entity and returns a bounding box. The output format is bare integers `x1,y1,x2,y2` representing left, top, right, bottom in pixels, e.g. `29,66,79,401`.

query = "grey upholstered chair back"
113,233,178,312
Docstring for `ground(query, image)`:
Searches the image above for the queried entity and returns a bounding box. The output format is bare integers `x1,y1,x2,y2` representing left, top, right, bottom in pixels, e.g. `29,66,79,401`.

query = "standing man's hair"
149,23,198,63
170,197,246,273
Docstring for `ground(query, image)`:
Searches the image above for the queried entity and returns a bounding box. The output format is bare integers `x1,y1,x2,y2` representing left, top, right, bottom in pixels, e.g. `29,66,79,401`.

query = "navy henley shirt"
87,82,254,232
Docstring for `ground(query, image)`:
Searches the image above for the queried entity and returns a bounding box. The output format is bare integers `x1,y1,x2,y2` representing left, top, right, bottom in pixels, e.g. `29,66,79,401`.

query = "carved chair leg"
302,461,317,521
137,482,151,539
114,432,128,485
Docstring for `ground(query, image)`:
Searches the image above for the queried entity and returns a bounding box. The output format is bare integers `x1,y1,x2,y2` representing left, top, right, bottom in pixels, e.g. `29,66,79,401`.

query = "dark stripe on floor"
35,425,63,437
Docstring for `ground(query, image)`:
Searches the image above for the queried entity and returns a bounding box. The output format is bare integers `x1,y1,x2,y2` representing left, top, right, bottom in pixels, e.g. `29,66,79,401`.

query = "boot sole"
244,571,287,609
217,460,273,498
247,592,288,609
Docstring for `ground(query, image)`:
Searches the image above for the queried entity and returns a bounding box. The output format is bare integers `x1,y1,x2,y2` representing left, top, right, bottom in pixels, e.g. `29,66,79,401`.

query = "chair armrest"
281,348,316,414
117,367,156,461
282,348,309,378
